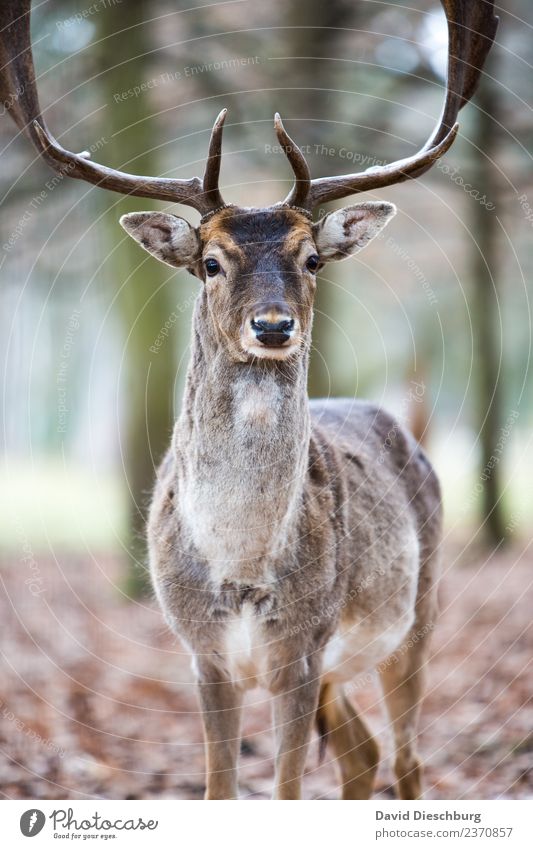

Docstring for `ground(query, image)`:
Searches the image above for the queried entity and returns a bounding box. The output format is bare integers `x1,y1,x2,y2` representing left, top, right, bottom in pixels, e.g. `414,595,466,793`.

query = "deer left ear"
313,202,396,263
119,211,200,269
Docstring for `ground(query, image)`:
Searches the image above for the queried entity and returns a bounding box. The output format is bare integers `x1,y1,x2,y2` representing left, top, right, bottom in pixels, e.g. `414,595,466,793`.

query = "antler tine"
0,0,223,215
288,0,498,211
202,108,227,210
274,113,311,209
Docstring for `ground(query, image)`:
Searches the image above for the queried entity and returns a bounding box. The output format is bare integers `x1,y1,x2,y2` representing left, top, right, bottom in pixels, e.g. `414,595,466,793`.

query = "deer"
1,0,497,800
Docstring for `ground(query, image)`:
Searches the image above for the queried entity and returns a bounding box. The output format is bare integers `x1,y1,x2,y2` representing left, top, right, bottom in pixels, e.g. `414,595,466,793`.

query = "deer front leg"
195,658,243,800
271,659,322,800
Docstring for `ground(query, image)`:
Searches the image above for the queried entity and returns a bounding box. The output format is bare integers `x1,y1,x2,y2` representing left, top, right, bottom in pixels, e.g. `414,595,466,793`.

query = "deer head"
1,0,498,362
119,174,396,362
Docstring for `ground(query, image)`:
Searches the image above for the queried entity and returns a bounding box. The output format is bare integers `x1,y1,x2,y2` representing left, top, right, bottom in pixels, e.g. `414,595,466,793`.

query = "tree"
470,58,507,545
99,0,177,593
285,0,354,398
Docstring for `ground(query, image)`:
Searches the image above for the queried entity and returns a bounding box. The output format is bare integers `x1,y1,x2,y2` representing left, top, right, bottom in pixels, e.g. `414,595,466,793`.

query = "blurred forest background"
0,0,532,800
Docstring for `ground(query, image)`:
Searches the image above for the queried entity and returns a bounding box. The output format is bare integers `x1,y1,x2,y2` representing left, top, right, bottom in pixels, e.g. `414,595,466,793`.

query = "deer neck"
174,294,310,585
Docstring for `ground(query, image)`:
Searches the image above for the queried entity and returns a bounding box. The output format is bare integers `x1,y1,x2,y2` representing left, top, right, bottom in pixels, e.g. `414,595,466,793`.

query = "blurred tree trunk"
99,1,176,594
286,0,352,398
470,63,507,545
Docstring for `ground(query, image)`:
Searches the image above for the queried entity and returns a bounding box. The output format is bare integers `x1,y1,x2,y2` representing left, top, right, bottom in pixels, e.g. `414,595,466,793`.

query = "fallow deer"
1,0,498,800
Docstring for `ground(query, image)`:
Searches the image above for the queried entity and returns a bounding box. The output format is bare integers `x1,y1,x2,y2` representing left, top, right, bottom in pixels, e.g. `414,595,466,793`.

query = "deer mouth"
241,333,300,360
243,339,300,361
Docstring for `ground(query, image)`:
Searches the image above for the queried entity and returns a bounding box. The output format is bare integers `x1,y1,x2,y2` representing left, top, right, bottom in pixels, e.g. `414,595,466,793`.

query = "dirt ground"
1,538,532,800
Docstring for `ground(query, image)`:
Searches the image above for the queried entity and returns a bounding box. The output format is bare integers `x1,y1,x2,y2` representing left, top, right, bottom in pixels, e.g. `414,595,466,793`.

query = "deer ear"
313,202,396,262
119,212,200,268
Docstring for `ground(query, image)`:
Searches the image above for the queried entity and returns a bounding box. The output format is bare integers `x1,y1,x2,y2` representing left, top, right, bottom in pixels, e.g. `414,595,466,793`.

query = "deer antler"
0,0,226,216
280,0,499,211
274,113,311,209
1,0,498,217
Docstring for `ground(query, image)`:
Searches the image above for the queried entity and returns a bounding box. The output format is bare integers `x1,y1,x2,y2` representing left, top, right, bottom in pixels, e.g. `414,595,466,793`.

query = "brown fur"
121,203,442,800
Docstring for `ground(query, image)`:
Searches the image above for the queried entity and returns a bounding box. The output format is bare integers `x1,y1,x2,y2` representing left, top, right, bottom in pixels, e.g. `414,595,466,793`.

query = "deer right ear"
119,212,200,269
313,202,396,263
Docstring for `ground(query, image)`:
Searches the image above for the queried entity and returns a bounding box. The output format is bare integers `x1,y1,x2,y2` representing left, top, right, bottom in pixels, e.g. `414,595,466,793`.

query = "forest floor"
1,537,532,800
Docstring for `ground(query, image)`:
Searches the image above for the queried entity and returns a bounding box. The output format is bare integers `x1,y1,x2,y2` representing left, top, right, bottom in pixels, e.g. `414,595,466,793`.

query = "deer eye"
306,254,320,273
204,258,220,277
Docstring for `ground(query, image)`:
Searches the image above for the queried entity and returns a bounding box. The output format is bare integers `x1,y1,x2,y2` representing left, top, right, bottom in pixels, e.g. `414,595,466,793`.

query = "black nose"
252,317,294,334
251,317,295,346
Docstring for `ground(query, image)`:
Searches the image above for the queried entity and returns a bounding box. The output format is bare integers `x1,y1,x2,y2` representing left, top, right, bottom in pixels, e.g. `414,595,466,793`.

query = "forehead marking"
201,228,244,260
282,227,315,256
201,212,313,261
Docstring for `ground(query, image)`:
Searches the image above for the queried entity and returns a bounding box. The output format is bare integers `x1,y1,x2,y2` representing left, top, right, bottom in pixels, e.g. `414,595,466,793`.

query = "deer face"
198,206,317,362
120,201,395,363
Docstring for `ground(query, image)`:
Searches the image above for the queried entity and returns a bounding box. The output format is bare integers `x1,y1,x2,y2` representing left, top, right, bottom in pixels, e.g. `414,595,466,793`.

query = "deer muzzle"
250,314,295,347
